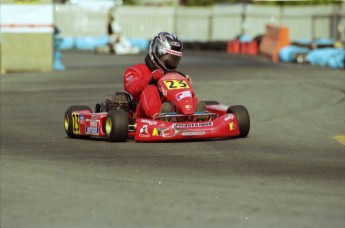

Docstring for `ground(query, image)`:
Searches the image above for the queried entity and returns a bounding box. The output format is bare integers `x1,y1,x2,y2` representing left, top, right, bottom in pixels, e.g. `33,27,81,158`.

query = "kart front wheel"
64,105,92,138
227,105,250,138
105,110,129,142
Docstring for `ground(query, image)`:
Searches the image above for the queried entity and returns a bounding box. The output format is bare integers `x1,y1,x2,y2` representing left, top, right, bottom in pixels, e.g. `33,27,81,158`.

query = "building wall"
54,4,344,42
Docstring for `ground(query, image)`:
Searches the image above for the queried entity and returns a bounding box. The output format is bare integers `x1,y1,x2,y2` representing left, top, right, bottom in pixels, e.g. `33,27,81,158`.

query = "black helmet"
148,32,183,71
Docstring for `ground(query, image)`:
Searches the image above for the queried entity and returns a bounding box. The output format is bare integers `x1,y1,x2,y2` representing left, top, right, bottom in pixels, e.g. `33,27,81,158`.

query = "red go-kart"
64,72,250,142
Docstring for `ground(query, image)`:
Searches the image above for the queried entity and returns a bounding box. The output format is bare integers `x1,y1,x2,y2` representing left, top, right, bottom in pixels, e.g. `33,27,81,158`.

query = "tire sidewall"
64,105,92,138
106,110,128,142
227,105,250,138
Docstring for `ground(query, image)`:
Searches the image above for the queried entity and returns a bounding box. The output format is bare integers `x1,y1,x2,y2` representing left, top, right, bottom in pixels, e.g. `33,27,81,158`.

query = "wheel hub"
64,115,69,131
106,117,112,134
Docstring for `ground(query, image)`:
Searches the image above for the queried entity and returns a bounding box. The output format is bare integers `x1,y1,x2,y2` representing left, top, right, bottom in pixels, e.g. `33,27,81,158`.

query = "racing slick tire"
204,100,220,105
105,110,128,142
227,105,250,138
64,105,92,138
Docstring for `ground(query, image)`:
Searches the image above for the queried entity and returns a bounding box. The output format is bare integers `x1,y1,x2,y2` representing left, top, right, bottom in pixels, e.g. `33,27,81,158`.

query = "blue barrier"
238,34,253,42
75,35,109,51
279,38,344,69
53,27,65,71
279,46,309,62
54,51,65,71
60,37,75,50
293,38,335,46
128,38,149,52
306,48,345,69
313,38,335,46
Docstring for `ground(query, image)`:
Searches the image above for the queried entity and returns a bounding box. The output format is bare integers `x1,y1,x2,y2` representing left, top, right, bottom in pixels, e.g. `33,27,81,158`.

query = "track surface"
1,51,345,228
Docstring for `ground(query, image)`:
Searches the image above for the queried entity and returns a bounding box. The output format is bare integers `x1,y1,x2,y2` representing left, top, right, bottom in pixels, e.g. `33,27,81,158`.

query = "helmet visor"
155,46,182,70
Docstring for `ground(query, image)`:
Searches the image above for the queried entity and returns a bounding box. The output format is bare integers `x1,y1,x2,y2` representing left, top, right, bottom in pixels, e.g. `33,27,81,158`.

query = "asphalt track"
1,50,344,228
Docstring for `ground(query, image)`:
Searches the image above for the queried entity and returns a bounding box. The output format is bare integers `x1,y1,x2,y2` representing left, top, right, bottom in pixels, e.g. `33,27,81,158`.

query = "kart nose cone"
178,98,194,115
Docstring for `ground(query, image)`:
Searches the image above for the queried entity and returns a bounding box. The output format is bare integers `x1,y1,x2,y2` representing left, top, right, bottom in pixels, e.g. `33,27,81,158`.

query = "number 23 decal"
163,80,189,90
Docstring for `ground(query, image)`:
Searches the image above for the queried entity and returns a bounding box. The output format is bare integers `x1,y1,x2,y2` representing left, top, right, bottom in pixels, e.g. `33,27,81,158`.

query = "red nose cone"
176,97,194,115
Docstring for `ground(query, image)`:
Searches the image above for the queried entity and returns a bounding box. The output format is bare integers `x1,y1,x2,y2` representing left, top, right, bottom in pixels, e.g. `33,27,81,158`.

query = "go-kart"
64,72,250,142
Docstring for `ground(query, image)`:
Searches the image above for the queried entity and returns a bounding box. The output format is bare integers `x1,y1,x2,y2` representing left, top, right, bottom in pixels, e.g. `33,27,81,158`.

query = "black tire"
105,110,129,142
295,53,307,64
95,102,107,113
64,105,92,138
227,105,250,138
204,100,220,105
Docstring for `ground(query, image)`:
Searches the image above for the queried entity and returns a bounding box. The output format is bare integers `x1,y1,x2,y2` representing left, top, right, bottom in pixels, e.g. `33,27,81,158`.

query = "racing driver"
123,31,205,119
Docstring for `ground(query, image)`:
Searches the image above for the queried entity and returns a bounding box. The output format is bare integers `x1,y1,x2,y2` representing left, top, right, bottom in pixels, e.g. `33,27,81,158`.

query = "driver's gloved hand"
152,69,164,81
149,69,164,85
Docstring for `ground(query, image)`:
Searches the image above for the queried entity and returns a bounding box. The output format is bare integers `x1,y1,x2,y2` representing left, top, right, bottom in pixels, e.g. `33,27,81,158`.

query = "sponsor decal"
141,119,157,125
229,122,235,131
160,126,177,137
139,125,150,137
152,128,159,136
89,120,98,127
86,127,98,134
79,115,85,124
176,91,192,101
151,126,177,138
125,74,136,86
185,105,192,110
151,126,209,138
173,122,213,128
182,131,205,136
224,114,235,121
158,123,167,127
85,120,99,135
160,46,182,57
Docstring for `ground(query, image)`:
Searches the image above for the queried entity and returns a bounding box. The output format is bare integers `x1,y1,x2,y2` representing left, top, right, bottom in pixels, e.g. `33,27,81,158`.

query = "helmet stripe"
160,46,183,57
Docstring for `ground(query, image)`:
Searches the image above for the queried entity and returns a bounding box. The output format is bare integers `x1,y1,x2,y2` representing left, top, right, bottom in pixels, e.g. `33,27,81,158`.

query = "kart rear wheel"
227,105,250,138
105,110,128,142
64,105,92,138
204,100,220,105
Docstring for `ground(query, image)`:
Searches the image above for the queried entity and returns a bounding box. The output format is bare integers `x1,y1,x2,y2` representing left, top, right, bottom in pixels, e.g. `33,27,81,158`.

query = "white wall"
116,6,174,39
54,4,345,41
54,4,109,37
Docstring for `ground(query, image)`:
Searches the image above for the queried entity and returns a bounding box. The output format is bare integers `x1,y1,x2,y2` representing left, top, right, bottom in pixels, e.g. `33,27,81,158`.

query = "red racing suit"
123,63,162,119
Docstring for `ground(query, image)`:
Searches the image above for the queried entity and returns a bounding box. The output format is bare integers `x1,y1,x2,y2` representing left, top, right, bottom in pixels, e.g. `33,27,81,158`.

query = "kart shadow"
144,138,238,143
64,136,239,143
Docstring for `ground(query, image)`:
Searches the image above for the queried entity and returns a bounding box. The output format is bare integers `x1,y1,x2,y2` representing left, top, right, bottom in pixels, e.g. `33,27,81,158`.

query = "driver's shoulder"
125,63,152,78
